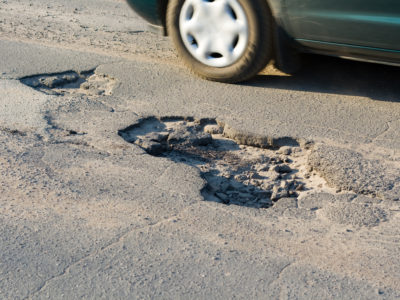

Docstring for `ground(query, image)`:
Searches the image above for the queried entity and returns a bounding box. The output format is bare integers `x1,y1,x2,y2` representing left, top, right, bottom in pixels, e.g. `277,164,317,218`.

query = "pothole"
119,117,336,209
20,70,115,97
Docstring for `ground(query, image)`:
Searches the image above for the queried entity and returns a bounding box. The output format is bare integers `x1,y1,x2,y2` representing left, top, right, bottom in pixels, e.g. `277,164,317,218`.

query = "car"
126,0,400,83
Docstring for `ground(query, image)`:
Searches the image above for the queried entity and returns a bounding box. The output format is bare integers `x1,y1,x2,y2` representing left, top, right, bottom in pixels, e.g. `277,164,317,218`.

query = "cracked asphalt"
1,0,400,299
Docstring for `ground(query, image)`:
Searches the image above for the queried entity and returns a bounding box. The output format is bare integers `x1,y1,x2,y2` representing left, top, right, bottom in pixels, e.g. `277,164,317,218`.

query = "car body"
127,0,400,82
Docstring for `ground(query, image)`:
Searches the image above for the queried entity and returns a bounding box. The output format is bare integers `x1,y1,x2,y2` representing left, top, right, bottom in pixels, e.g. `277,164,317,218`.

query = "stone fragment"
273,164,292,174
145,132,169,142
136,140,165,155
234,174,247,182
204,124,223,135
278,146,292,155
249,172,264,179
261,182,274,190
280,180,289,189
250,179,262,187
271,157,283,164
255,164,269,172
167,129,190,143
215,192,229,203
267,171,280,181
81,82,90,90
192,132,212,146
271,185,289,200
292,147,302,153
282,156,292,163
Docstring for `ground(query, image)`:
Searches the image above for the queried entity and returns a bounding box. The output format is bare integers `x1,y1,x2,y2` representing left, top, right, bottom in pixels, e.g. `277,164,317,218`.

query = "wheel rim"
179,0,249,68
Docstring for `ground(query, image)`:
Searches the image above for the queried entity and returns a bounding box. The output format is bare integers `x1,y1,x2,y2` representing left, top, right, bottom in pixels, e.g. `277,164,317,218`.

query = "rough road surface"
1,0,400,299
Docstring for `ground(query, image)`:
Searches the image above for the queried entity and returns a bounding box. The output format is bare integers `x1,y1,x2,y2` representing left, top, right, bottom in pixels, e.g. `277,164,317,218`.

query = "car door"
283,0,400,51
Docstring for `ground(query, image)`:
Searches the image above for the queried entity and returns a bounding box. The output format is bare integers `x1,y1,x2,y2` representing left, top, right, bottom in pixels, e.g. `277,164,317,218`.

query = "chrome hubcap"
179,0,249,68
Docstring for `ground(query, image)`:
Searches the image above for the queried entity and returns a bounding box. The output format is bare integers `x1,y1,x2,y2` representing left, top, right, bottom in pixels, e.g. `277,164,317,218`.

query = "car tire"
167,0,273,83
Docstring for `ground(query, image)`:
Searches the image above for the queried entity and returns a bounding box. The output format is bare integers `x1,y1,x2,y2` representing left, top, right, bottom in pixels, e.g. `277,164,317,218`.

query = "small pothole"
20,70,115,97
119,117,333,209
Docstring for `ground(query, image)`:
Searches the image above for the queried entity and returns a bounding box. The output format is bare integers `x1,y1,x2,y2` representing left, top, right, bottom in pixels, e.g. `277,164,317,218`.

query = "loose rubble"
20,70,115,97
119,117,334,208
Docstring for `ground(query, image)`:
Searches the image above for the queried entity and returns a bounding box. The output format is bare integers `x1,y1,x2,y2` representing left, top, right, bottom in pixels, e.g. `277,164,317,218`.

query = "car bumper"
126,0,162,26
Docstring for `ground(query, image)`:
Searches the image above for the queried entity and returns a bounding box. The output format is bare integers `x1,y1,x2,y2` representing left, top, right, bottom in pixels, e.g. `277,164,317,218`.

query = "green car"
127,0,400,83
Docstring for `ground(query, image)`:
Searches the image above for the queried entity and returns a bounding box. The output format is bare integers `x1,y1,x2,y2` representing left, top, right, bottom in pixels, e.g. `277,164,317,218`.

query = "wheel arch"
159,0,279,36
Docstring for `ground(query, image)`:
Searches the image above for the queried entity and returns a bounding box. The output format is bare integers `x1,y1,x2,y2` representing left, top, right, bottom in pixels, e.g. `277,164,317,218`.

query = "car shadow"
244,54,400,103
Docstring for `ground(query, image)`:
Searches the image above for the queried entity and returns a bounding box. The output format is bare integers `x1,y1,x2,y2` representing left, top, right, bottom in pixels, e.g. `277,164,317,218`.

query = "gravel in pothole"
20,70,115,97
119,117,319,209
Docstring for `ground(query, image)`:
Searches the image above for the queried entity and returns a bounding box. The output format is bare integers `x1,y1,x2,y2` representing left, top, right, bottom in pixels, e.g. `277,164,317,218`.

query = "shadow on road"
246,54,400,103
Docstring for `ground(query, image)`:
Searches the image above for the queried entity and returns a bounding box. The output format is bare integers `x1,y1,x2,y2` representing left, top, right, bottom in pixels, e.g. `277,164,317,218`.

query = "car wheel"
167,0,272,83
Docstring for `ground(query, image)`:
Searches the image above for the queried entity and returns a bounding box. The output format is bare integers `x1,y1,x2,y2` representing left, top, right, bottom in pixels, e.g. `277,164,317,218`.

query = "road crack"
268,262,293,288
370,118,400,142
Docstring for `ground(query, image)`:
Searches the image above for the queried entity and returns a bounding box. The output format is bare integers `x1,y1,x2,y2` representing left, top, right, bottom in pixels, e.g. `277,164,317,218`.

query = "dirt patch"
20,70,115,97
119,117,335,208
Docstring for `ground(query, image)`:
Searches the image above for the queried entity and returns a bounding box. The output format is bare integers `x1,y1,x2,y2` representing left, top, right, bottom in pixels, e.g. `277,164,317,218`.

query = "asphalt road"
1,0,400,299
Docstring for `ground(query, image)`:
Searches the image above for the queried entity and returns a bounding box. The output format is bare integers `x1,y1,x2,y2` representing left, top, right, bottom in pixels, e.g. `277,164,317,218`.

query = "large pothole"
20,70,115,97
119,117,335,209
